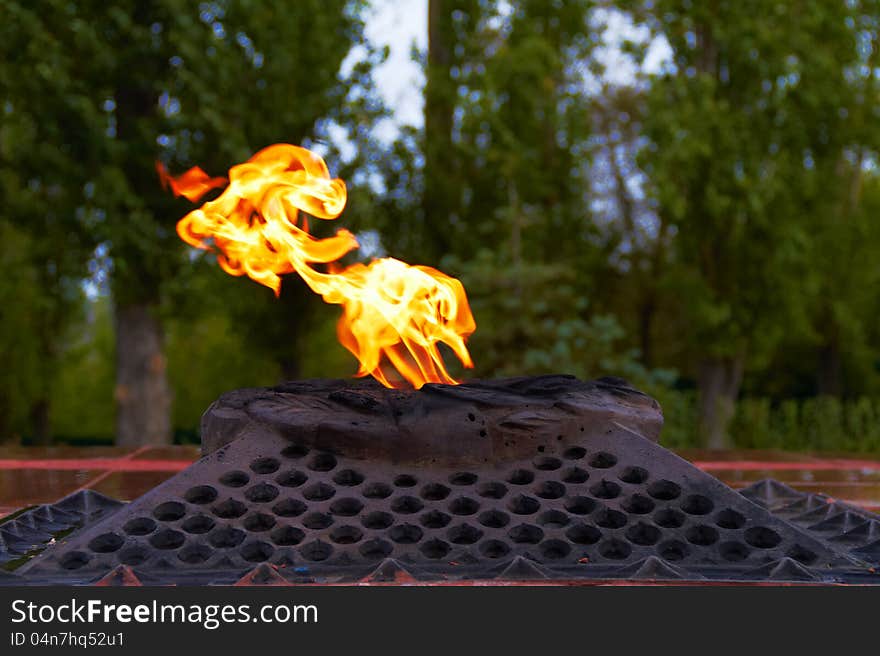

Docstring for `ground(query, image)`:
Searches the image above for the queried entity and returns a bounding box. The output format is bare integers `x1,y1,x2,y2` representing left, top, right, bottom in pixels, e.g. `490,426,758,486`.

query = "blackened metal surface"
0,490,124,566
199,375,664,459
9,420,876,585
740,479,880,566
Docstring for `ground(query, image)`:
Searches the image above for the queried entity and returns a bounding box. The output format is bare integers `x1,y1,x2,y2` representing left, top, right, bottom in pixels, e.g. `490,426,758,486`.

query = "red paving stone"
1,446,879,516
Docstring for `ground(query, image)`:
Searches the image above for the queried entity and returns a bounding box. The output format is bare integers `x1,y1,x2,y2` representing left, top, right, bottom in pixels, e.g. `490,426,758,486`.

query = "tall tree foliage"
626,0,880,446
2,0,379,444
0,3,97,442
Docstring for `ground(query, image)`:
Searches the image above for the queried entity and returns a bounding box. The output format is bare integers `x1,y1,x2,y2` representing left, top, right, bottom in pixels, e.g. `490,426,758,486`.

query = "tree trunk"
817,339,842,397
30,398,51,445
637,295,656,368
422,0,457,259
114,303,171,446
697,356,743,449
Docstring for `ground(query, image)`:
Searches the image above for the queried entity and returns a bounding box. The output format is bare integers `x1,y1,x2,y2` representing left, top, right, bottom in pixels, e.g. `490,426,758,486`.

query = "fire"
162,143,475,388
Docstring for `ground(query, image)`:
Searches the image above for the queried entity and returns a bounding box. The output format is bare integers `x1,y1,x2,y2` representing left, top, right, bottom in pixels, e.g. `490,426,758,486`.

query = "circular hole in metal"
363,511,394,530
362,482,393,499
538,510,569,528
562,467,590,484
566,523,601,545
535,481,566,499
448,497,479,516
303,483,335,502
394,474,418,488
646,479,681,500
330,525,363,545
534,456,562,471
564,496,597,515
330,497,364,517
149,529,185,550
302,512,333,530
245,482,280,503
119,547,149,566
619,466,649,485
390,523,424,544
744,526,782,549
333,469,364,487
539,539,571,559
219,470,249,488
88,533,124,553
241,541,274,563
209,526,245,549
654,508,686,528
449,472,478,486
299,541,333,562
184,485,218,505
448,523,483,545
508,523,544,544
625,522,662,546
392,495,424,514
622,494,655,515
281,444,309,459
243,512,276,532
658,539,689,561
686,524,719,546
715,508,746,529
563,446,587,460
60,551,91,570
719,540,750,562
477,482,508,499
421,483,451,501
307,452,337,472
420,510,452,529
598,538,631,560
507,469,535,485
153,501,186,522
508,494,540,515
681,494,714,515
250,457,280,475
123,517,156,536
212,498,247,519
480,539,511,559
478,510,510,528
786,544,817,565
590,480,621,499
589,452,618,469
420,539,451,559
178,544,212,564
276,470,307,488
270,526,305,546
594,508,627,529
359,538,393,560
181,515,215,535
272,498,306,518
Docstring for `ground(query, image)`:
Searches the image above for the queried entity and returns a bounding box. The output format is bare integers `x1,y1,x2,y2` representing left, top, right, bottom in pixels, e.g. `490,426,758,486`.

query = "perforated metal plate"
740,479,880,565
0,490,124,566
10,423,877,585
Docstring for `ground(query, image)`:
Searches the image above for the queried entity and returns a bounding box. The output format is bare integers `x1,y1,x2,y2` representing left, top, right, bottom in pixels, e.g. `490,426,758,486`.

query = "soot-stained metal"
2,376,879,585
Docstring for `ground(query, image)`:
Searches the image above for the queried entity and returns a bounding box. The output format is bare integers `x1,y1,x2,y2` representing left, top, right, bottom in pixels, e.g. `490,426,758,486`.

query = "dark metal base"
2,377,879,585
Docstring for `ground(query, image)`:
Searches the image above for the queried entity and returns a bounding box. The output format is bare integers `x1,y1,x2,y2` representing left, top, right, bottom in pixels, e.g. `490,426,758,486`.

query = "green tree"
2,0,381,444
0,7,97,442
628,0,875,446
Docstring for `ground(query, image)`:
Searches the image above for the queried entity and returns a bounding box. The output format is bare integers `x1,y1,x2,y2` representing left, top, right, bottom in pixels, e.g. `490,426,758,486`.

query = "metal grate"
740,479,880,565
12,424,873,584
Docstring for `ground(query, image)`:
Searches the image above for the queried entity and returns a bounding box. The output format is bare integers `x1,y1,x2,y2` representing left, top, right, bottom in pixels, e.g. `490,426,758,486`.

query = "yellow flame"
165,144,475,388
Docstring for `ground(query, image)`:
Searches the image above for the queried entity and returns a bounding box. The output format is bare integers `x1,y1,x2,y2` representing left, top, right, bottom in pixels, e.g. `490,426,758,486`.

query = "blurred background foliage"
3,0,880,452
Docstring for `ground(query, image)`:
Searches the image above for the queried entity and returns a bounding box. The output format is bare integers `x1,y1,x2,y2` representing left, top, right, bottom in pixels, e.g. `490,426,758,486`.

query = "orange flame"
164,144,475,388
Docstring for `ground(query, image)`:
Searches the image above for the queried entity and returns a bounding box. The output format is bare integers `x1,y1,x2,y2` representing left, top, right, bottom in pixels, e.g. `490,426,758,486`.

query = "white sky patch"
367,0,428,134
363,3,671,137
